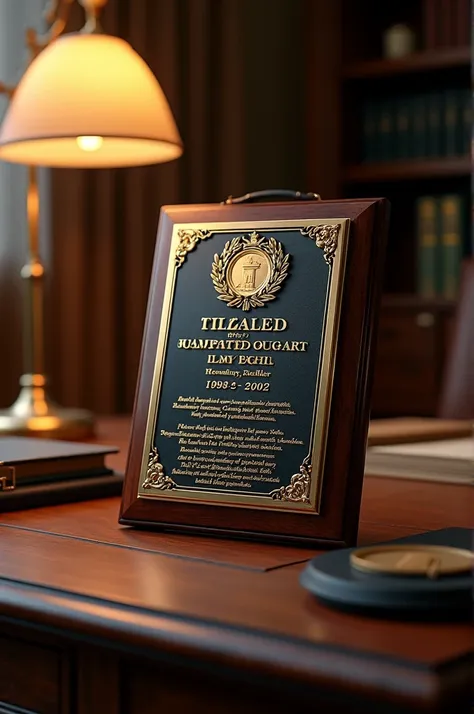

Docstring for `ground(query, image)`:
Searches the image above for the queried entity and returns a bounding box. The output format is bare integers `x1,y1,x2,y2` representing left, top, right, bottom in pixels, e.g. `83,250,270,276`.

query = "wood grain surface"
0,417,471,714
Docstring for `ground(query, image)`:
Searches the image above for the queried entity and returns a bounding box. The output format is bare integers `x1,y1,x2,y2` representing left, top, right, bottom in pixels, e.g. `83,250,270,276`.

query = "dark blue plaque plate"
137,219,349,513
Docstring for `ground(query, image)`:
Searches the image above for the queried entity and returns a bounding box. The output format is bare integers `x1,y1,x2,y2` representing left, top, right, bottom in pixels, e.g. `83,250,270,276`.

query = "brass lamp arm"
25,0,109,60
0,82,15,99
26,0,75,59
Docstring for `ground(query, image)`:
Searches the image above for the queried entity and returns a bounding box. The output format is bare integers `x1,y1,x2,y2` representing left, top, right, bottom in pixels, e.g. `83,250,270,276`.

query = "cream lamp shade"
0,33,183,168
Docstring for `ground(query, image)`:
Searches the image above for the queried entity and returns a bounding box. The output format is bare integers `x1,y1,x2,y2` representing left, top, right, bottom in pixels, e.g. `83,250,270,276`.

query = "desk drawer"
0,636,63,714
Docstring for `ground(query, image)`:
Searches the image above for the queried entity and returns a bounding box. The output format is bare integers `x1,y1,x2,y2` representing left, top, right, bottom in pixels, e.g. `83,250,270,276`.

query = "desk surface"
0,416,472,713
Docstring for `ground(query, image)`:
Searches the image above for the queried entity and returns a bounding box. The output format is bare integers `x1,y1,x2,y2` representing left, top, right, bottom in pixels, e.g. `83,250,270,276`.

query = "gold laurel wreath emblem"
211,233,290,311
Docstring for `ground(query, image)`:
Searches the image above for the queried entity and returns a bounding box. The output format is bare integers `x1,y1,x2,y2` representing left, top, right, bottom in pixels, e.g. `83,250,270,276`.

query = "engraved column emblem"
211,232,290,311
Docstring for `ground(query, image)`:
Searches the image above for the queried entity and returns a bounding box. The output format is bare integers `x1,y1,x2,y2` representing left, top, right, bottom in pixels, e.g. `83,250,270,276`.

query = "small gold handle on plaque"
221,190,321,205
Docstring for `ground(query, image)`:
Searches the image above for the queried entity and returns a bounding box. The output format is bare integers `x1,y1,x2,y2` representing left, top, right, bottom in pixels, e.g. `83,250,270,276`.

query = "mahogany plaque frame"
120,198,389,547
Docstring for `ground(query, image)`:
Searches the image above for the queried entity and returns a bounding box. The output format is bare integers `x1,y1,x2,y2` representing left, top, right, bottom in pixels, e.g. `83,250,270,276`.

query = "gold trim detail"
211,232,290,311
176,229,212,268
301,224,341,265
270,455,312,504
138,218,350,513
350,545,474,578
142,447,177,490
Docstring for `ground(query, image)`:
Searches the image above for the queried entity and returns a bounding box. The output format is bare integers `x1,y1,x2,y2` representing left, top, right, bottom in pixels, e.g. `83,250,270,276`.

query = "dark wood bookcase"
307,0,472,416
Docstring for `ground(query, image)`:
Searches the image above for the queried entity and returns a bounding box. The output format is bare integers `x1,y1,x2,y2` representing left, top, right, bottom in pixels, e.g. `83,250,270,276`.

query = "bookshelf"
307,0,471,417
382,294,457,310
343,46,471,79
343,156,471,183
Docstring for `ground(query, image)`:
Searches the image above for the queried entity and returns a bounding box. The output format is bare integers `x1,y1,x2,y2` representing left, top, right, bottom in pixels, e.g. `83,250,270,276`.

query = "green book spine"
461,89,472,156
442,90,459,157
426,92,442,157
378,100,394,162
362,102,377,163
395,97,410,159
411,95,427,159
416,197,439,298
439,194,463,300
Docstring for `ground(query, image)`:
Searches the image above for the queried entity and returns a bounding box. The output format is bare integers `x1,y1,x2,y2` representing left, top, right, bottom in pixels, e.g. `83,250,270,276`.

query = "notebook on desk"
0,436,123,511
365,437,473,484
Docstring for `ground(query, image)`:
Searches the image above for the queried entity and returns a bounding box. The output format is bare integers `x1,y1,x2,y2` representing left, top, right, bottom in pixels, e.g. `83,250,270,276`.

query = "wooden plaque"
120,198,389,546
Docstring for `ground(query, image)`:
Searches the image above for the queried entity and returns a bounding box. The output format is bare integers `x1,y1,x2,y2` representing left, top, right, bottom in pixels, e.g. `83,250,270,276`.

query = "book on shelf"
416,196,439,298
395,99,411,159
439,0,455,48
412,94,428,158
365,437,473,485
422,0,438,49
422,0,471,49
443,90,459,156
455,0,471,46
439,194,464,299
379,99,395,161
361,90,470,164
461,90,472,156
416,193,467,299
425,92,441,157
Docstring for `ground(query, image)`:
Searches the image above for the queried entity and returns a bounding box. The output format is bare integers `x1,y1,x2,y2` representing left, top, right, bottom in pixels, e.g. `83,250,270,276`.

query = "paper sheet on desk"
365,438,474,484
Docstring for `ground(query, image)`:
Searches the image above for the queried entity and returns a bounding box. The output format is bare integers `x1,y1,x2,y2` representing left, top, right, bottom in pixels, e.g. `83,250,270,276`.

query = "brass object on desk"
0,2,89,440
0,160,94,439
350,544,474,578
0,375,94,440
0,133,94,439
301,528,474,619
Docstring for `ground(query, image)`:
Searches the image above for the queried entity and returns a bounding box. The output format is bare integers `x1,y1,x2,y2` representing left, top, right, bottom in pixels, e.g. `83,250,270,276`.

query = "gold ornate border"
270,455,312,504
301,224,340,265
142,447,177,491
175,229,212,268
137,217,349,513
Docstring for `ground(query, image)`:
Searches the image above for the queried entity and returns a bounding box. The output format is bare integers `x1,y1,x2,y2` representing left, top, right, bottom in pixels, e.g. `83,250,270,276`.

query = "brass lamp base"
0,374,95,441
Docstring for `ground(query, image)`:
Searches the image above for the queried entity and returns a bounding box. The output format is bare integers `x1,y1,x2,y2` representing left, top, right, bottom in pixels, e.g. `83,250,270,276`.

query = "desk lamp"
0,0,182,439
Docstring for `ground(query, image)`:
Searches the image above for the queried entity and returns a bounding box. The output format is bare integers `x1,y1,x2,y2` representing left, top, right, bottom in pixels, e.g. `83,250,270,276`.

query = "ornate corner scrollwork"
300,224,342,266
175,229,212,268
142,446,177,491
269,455,312,504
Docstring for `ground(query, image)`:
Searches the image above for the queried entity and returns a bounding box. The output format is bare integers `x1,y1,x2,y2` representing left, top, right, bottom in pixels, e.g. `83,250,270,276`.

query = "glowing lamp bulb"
76,135,104,152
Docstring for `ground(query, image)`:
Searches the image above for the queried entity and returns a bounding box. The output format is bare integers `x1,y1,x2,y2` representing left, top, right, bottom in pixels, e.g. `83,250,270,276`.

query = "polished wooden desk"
0,417,472,714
